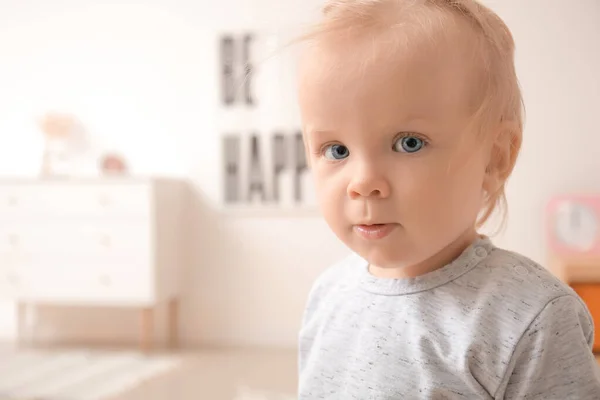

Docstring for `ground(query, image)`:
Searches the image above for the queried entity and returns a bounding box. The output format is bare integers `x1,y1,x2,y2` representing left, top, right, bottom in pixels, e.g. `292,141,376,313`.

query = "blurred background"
0,0,598,399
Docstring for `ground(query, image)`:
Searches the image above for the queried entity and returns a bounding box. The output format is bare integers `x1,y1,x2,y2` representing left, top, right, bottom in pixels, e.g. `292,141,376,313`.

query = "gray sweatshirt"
298,237,600,399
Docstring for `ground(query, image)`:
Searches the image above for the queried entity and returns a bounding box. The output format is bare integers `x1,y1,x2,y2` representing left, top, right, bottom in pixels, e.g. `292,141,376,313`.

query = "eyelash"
395,132,427,141
394,132,430,150
315,142,346,162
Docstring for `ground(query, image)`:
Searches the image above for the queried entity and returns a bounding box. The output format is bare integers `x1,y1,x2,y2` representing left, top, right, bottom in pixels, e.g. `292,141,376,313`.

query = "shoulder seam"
492,293,581,399
573,295,596,346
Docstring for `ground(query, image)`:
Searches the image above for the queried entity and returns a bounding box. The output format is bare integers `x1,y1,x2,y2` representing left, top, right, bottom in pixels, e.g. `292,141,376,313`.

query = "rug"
0,348,181,400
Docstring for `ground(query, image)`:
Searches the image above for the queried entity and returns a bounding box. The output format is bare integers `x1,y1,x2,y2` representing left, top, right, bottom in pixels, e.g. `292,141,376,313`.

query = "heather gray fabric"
298,237,600,399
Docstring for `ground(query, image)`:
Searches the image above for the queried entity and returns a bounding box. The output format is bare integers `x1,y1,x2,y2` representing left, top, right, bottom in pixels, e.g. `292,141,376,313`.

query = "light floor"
110,351,600,400
3,345,597,400
107,347,298,400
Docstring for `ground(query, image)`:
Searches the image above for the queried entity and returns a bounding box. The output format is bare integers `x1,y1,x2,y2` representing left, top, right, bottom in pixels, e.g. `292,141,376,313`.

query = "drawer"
0,221,151,257
0,266,24,300
18,266,155,306
0,182,151,219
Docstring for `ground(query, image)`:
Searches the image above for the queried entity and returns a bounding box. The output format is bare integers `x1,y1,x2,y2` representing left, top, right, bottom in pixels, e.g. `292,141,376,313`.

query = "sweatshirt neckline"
356,236,494,296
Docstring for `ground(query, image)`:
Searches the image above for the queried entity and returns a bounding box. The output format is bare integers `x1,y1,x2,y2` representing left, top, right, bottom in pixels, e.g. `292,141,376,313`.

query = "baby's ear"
483,121,522,193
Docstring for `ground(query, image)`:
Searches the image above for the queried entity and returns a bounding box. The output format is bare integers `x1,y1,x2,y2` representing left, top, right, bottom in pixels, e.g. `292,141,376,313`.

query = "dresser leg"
16,302,26,348
140,306,154,353
168,298,179,350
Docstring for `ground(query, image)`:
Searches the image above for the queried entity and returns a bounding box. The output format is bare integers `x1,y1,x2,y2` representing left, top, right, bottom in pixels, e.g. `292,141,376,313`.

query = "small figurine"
99,152,128,175
38,112,77,177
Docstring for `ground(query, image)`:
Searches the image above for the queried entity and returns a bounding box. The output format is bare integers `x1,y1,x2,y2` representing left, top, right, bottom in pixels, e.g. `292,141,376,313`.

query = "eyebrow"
304,127,337,136
308,129,335,136
304,115,434,137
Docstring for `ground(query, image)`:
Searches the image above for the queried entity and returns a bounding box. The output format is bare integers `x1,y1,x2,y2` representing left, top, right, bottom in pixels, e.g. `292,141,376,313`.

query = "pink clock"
546,194,600,257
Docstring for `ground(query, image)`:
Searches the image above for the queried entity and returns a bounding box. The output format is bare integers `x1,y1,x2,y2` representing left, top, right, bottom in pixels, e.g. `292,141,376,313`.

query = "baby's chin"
364,250,443,280
351,240,425,271
365,252,421,271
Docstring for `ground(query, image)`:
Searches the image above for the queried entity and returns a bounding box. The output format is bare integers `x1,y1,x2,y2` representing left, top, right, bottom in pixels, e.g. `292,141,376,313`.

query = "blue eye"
393,136,425,153
324,144,350,160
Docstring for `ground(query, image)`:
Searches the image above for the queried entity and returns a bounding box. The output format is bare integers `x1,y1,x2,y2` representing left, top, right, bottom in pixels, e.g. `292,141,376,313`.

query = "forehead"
297,24,480,131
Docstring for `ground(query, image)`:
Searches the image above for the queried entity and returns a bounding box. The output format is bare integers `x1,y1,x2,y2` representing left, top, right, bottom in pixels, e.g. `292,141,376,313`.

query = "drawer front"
0,182,151,219
0,266,23,299
0,222,151,257
15,265,154,305
0,252,154,302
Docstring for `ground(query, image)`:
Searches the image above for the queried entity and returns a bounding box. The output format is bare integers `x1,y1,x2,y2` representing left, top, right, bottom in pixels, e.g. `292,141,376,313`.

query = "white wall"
0,0,598,349
483,0,600,260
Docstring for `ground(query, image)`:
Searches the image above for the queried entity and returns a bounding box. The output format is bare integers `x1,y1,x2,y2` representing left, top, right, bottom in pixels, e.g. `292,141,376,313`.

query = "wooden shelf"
550,255,600,353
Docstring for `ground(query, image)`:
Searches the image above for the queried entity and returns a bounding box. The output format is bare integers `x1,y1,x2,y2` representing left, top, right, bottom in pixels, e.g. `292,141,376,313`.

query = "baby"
295,0,600,398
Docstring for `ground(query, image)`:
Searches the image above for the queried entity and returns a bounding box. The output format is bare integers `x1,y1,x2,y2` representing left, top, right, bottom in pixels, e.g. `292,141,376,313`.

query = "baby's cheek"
314,175,343,209
392,166,443,201
434,179,484,230
397,169,473,223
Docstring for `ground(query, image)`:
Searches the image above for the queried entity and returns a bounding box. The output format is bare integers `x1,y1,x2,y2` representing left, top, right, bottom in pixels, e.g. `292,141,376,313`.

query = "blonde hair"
296,0,524,232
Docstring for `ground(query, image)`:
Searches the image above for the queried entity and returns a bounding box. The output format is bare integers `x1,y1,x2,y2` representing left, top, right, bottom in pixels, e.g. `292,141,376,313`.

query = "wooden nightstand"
550,256,600,353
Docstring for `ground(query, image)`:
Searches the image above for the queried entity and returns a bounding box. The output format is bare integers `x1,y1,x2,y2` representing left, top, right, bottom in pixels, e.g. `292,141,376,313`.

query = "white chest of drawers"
0,177,186,351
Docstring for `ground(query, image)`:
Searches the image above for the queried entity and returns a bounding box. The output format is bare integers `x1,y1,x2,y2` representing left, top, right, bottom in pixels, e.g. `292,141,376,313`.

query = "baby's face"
298,36,491,273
